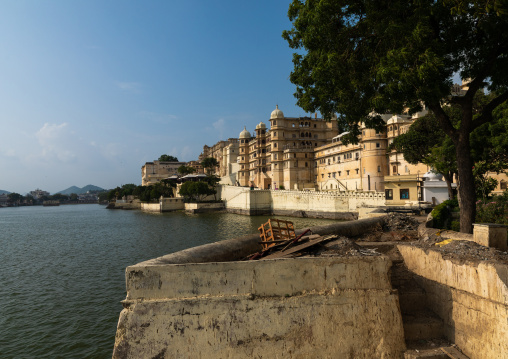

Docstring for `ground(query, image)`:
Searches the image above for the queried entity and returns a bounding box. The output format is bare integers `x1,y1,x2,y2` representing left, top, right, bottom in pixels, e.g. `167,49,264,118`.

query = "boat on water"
43,200,60,206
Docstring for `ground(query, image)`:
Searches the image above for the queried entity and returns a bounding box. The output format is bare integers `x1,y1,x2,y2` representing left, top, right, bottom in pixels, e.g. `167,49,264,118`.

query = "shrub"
430,199,459,230
476,191,508,225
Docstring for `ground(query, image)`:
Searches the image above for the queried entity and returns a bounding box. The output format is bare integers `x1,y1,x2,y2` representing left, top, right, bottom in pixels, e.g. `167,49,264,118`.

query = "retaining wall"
221,185,385,218
113,217,407,358
398,244,508,359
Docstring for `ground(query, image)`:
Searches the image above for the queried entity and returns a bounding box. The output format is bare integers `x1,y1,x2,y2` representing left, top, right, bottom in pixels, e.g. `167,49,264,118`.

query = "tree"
284,0,508,232
390,109,458,199
7,192,23,205
201,157,219,175
177,165,195,176
179,181,216,203
158,154,179,162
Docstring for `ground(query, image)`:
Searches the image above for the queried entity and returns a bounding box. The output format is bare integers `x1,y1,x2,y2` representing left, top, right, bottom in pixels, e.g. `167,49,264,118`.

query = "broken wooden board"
441,347,470,359
261,235,337,260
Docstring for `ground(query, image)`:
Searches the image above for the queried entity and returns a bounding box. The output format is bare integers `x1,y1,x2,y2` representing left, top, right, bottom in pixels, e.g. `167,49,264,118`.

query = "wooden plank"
441,347,470,359
262,235,337,260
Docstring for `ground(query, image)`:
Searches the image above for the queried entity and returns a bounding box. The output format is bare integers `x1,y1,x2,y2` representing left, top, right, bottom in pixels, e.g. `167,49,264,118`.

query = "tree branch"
427,101,457,139
472,89,508,130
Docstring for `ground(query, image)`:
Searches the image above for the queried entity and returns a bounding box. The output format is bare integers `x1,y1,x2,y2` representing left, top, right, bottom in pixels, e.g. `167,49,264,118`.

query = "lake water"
0,204,339,358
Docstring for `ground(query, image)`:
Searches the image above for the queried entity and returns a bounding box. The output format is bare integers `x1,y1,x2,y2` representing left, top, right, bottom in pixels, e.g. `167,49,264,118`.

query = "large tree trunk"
455,133,476,233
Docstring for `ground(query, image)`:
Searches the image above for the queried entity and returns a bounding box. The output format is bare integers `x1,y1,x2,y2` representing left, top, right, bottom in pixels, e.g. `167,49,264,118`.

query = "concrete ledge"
398,244,508,304
125,256,392,301
185,202,225,213
398,244,508,358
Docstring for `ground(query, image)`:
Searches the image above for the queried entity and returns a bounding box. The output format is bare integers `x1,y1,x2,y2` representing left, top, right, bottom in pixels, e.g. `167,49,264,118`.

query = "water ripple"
0,205,338,358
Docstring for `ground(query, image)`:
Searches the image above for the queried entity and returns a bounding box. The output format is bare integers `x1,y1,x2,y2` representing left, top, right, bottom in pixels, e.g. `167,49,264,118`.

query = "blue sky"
0,1,306,194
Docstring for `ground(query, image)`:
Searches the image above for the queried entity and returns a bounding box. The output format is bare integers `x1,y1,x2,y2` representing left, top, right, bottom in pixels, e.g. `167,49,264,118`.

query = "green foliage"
476,192,508,225
7,192,23,203
158,154,179,162
279,184,285,190
201,157,219,174
177,165,195,176
106,182,175,203
179,181,216,203
431,199,459,230
284,0,508,232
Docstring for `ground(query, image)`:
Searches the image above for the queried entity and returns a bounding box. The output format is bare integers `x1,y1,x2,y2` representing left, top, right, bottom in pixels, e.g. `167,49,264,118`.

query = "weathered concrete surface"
221,185,385,217
114,256,405,359
185,202,225,213
398,245,508,359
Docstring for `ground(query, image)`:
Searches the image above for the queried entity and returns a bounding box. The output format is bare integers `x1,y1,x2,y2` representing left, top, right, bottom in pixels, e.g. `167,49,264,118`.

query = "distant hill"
0,189,10,195
56,185,105,195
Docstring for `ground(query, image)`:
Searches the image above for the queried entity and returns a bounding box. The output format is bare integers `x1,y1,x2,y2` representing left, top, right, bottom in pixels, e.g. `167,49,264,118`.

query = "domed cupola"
239,126,251,139
423,171,443,181
255,121,266,130
270,105,284,120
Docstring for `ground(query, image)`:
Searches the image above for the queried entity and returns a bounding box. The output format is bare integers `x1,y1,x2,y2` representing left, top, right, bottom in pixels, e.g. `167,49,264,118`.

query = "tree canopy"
284,0,508,232
179,181,216,203
158,154,179,162
177,165,195,176
201,157,219,175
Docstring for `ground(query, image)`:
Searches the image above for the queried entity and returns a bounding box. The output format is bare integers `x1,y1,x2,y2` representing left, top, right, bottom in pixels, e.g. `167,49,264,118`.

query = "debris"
258,219,297,250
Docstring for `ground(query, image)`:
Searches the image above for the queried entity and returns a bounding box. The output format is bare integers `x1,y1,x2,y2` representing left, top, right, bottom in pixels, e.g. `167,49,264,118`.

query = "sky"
0,0,308,194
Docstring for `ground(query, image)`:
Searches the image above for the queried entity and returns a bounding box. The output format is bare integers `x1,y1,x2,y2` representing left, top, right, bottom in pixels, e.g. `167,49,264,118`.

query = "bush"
476,191,508,225
430,199,459,230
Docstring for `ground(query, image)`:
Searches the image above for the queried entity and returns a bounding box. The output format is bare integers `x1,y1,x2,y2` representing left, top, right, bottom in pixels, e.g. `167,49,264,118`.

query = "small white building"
421,172,456,205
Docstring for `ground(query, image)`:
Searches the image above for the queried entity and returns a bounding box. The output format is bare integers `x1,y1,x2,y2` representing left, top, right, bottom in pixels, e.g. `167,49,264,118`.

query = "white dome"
239,126,251,139
256,121,266,130
270,105,284,119
423,171,443,181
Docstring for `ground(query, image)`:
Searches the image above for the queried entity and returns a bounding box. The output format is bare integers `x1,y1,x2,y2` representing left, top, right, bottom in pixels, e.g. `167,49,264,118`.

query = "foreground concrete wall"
398,245,508,359
113,217,407,358
114,256,405,359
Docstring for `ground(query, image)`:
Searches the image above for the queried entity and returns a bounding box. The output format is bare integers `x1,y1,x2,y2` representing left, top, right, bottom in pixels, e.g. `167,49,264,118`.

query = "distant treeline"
4,191,101,205
101,181,176,203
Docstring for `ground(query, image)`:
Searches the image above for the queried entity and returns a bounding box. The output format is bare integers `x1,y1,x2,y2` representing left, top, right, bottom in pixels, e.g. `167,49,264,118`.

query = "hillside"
56,185,104,195
0,189,10,195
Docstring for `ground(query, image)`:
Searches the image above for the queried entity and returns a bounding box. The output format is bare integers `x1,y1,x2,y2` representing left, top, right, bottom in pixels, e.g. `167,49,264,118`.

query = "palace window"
378,165,381,172
400,189,410,199
385,189,393,200
346,170,350,176
376,142,380,148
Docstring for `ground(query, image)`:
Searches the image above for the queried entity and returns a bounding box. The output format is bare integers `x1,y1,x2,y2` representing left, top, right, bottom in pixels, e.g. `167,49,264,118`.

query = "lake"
0,204,339,358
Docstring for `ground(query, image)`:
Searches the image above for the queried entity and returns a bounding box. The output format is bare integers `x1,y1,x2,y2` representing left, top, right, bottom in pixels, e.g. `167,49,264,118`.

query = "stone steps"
402,310,444,341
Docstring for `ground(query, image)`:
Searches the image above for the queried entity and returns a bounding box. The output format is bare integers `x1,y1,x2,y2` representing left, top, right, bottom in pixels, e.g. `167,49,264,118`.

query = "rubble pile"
312,237,381,257
356,213,422,243
423,240,508,265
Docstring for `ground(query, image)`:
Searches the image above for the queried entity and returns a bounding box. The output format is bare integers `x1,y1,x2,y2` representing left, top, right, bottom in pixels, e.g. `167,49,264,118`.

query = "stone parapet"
398,244,508,358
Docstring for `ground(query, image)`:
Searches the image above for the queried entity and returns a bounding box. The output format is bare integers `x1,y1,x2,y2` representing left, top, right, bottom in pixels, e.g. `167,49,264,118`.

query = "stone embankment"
112,213,508,359
113,217,406,358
